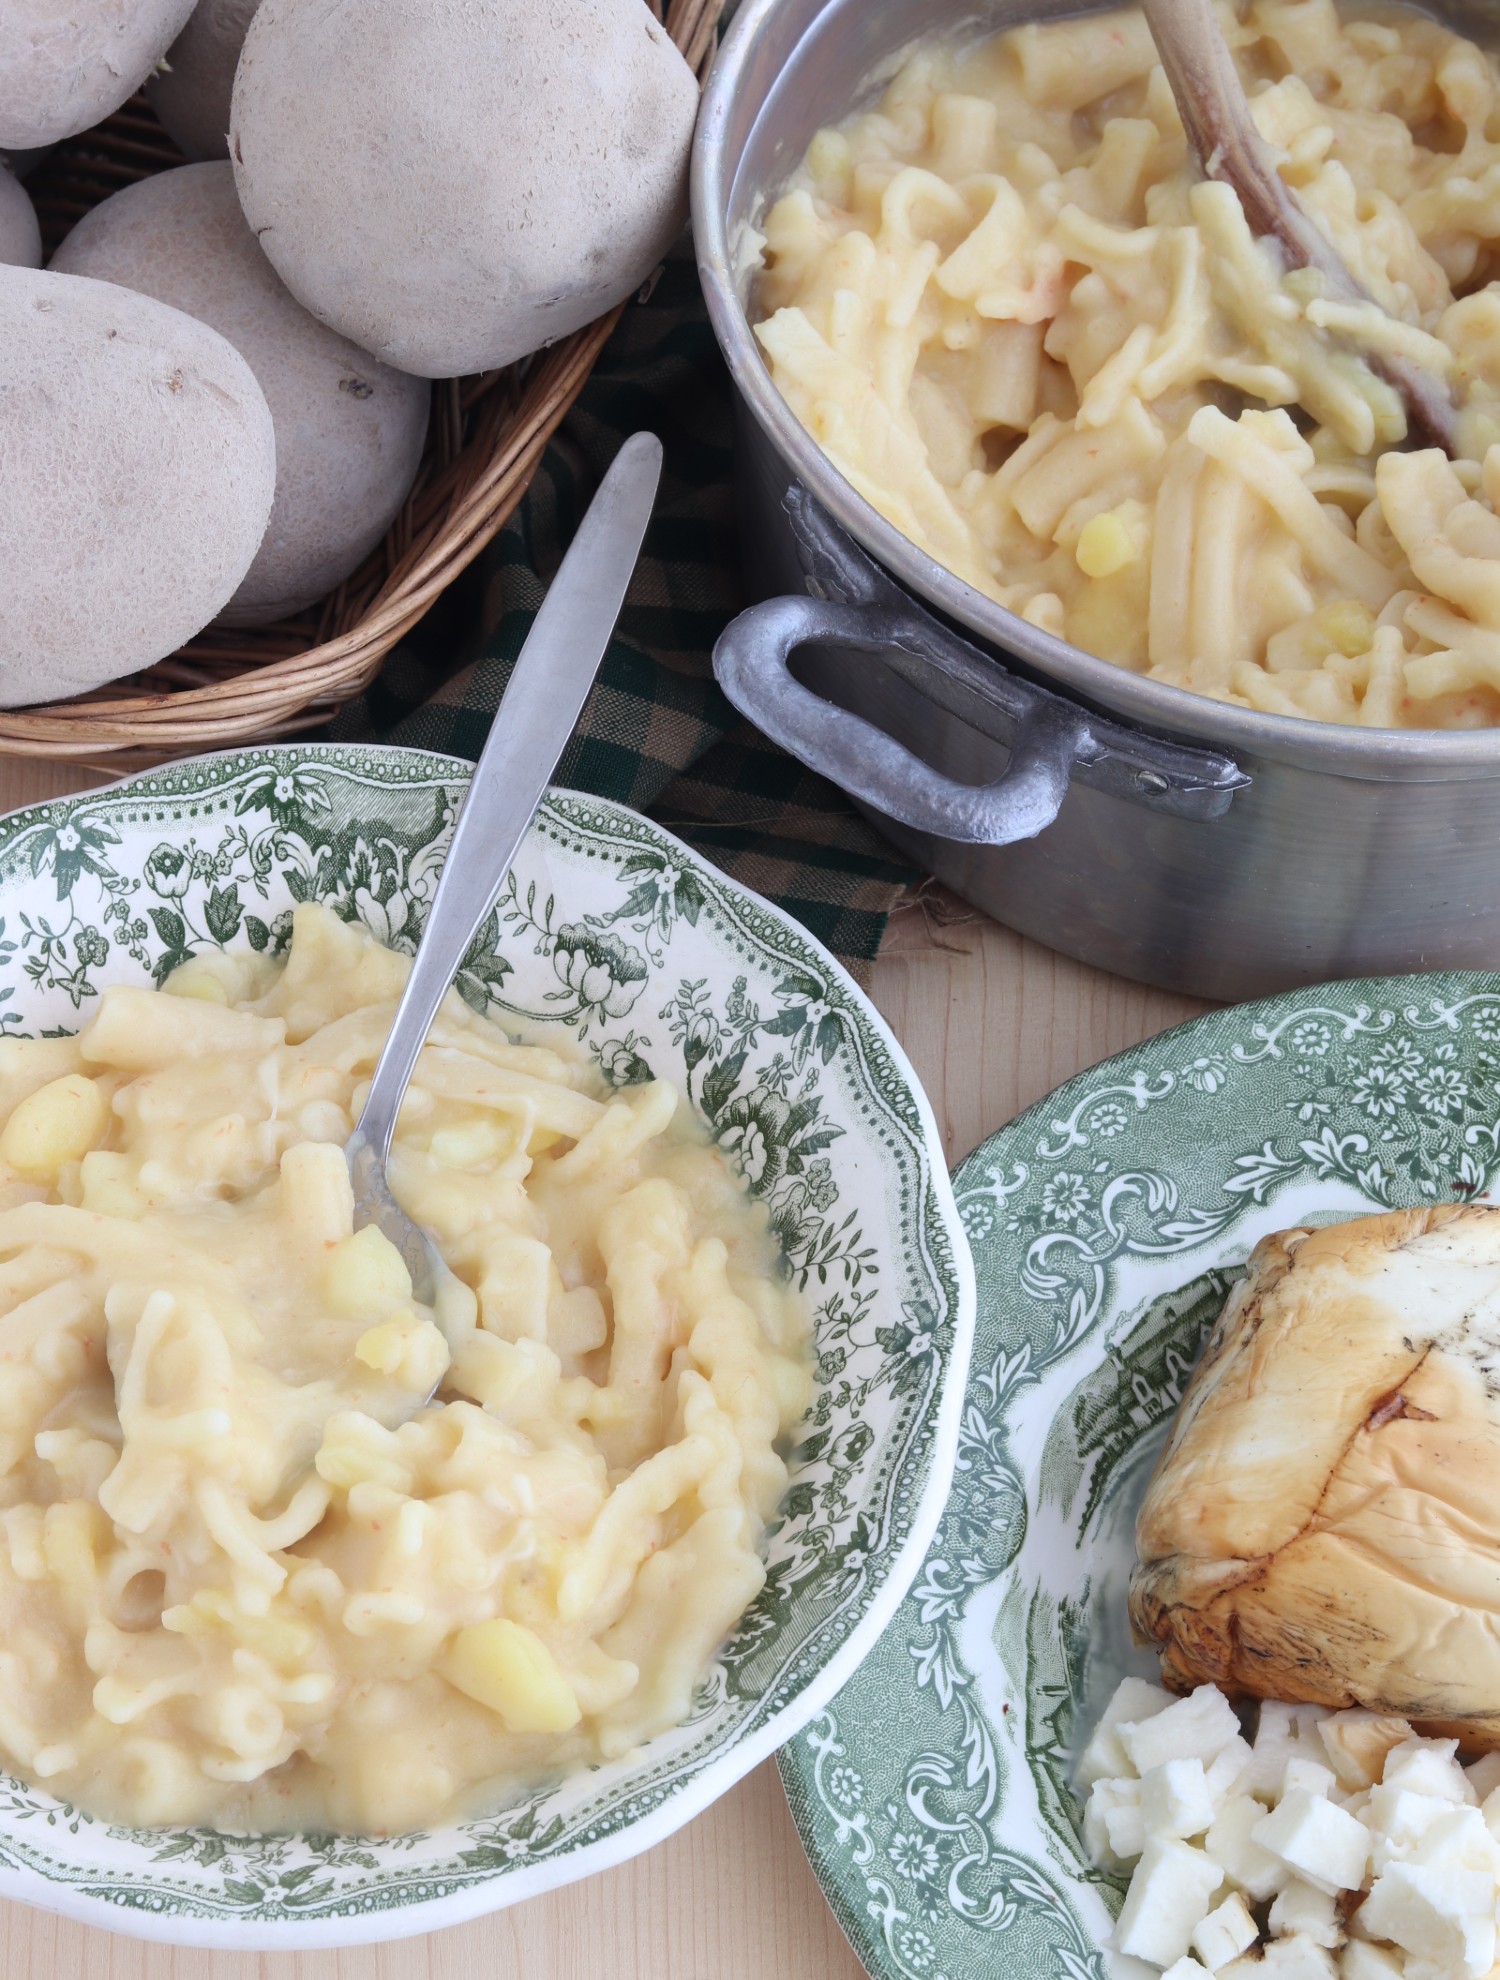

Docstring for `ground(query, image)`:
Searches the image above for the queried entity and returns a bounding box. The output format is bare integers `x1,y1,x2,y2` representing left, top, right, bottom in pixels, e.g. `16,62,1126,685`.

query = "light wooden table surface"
0,757,1206,1980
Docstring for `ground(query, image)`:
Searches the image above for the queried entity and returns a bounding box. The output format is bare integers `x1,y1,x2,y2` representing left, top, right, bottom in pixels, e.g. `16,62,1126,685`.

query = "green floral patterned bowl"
0,743,973,1948
779,981,1500,1980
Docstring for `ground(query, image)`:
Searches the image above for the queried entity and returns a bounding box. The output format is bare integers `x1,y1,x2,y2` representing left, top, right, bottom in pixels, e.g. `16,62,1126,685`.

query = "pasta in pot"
752,0,1500,729
0,903,810,1834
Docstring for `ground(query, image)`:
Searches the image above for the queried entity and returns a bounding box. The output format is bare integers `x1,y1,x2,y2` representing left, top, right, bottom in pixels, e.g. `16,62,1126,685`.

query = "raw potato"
1130,1205,1500,1748
0,164,39,269
54,164,430,625
0,266,276,704
230,0,699,377
148,0,262,162
0,0,198,150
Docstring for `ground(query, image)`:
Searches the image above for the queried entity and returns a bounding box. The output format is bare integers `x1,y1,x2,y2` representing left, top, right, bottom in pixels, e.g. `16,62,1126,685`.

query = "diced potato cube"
1122,1686,1242,1776
1207,1795,1291,1902
324,1224,413,1318
1193,1892,1259,1970
354,1321,407,1375
78,1150,145,1219
439,1620,580,1734
1076,501,1148,578
1269,1881,1340,1947
1,1073,109,1181
1141,1759,1217,1841
354,1315,449,1393
1359,1864,1495,1978
1253,1790,1370,1895
163,961,229,1004
1114,1837,1223,1967
1075,1676,1174,1790
1084,1776,1145,1869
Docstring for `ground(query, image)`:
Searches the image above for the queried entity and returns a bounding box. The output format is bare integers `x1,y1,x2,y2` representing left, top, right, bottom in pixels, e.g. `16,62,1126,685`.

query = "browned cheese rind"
1130,1204,1500,1747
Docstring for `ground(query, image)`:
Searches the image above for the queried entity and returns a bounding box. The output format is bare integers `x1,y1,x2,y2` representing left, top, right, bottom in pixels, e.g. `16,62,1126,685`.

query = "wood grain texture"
0,760,1204,1977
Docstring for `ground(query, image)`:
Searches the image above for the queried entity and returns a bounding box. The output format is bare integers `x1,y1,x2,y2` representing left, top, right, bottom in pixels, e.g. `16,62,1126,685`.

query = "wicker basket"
13,0,720,764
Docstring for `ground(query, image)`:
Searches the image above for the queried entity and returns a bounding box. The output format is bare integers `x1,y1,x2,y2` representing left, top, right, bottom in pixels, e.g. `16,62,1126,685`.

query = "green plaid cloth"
332,246,919,983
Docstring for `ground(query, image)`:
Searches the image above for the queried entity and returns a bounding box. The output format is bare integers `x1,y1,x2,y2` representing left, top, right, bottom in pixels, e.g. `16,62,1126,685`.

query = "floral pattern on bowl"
781,980,1500,1980
0,743,974,1949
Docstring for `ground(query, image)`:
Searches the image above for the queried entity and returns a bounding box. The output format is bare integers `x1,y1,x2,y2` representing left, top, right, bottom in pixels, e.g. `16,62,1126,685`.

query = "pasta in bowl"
752,0,1500,729
0,745,971,1945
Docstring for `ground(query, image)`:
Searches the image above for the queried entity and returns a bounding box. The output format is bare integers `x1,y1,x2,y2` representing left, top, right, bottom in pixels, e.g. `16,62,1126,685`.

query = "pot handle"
713,491,1249,846
716,595,1086,843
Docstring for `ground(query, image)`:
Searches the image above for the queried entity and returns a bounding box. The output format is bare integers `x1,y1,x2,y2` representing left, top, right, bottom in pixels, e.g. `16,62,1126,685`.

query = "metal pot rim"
690,0,1500,777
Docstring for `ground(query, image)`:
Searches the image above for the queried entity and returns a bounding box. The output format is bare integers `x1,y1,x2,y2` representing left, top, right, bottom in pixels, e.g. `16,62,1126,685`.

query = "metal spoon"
1140,0,1458,454
343,430,664,1359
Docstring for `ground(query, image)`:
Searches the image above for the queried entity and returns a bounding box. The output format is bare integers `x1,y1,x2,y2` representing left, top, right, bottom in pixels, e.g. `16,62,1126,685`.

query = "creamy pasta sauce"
0,904,809,1833
753,0,1500,727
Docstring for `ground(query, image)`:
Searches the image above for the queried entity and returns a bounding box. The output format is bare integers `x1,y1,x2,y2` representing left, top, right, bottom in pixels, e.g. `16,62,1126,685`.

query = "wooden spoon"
1140,0,1459,454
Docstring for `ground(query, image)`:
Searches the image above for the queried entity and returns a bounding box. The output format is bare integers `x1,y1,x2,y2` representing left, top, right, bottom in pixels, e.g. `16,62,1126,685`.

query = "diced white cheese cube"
1142,1760,1218,1842
1123,1688,1243,1776
1246,1704,1335,1800
1269,1881,1341,1948
1382,1741,1475,1807
1364,1787,1458,1872
1115,1839,1224,1967
1253,1790,1370,1894
1358,1863,1496,1978
1260,1935,1340,1980
1208,1794,1292,1902
1077,1677,1175,1791
1162,1958,1213,1980
1192,1892,1259,1970
1321,1712,1418,1794
1086,1776,1146,1870
1407,1807,1500,1881
1339,1943,1405,1980
1281,1758,1339,1803
1205,1736,1253,1808
1463,1752,1500,1803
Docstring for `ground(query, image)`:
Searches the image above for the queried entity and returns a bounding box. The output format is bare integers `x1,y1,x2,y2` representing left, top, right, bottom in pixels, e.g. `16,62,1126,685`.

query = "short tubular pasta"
0,903,810,1834
753,0,1500,728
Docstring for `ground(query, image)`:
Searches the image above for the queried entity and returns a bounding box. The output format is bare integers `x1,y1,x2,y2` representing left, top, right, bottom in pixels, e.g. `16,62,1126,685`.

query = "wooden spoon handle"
1140,0,1458,454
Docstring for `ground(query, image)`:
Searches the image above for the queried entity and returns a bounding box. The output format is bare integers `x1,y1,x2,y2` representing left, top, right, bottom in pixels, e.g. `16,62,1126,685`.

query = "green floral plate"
0,743,974,1948
781,981,1500,1980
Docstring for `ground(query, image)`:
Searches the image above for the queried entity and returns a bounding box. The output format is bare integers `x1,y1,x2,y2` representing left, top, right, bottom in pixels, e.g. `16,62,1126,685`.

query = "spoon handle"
355,430,664,1167
1141,0,1457,453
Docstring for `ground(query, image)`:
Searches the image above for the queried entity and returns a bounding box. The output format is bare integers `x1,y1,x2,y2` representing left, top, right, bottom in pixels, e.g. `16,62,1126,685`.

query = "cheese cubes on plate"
1079,1682,1500,1980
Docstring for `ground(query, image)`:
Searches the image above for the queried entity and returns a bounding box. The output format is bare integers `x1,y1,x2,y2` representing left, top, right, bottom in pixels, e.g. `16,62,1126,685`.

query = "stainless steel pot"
691,0,1500,1002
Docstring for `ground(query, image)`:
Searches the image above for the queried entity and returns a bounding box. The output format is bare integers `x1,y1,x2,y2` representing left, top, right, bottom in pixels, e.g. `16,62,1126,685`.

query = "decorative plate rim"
0,742,976,1950
777,970,1500,1980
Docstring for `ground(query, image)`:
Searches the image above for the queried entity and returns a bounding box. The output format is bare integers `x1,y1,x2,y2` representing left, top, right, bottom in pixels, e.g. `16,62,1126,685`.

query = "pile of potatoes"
0,0,698,710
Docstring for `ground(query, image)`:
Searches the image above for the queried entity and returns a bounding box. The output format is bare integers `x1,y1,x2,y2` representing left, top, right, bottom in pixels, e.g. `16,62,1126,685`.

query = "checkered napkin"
331,246,919,983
